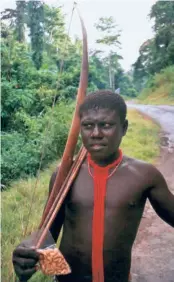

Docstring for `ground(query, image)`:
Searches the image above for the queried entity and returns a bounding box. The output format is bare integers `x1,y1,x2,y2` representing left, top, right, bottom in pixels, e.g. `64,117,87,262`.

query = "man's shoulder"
123,155,164,190
49,159,87,191
123,155,151,166
123,155,159,177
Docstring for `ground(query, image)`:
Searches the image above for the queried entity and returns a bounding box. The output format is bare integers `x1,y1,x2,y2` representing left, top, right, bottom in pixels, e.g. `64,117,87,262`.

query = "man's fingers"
13,247,39,259
13,257,38,268
14,265,37,281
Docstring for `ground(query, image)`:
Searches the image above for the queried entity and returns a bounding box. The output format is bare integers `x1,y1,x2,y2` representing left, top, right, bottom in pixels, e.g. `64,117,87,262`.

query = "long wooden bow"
39,8,88,229
17,7,88,282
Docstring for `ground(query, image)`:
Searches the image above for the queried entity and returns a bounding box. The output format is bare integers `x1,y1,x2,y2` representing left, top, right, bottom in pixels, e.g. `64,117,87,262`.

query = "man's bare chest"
66,163,146,212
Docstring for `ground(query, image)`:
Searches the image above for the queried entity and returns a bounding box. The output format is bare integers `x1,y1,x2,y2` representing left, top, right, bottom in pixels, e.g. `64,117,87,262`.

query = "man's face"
80,108,128,162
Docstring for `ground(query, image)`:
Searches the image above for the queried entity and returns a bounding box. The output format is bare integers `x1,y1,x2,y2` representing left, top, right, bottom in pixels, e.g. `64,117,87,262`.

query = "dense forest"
1,1,174,186
133,1,174,104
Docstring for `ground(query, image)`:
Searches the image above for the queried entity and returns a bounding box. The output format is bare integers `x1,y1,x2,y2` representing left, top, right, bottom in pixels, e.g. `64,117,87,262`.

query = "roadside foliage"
1,2,137,187
133,1,174,104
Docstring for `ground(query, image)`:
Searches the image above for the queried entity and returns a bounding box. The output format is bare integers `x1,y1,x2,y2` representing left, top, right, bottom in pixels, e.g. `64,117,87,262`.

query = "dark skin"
13,108,174,282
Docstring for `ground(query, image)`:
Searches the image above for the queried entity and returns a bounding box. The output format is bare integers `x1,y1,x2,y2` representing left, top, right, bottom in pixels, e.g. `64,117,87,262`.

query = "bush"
138,66,174,104
1,102,74,186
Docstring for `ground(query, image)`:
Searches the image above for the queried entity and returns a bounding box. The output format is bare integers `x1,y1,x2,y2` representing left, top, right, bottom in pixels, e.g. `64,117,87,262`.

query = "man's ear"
122,119,128,136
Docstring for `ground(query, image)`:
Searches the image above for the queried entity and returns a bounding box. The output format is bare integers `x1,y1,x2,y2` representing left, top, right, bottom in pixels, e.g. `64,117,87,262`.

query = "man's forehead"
80,108,120,120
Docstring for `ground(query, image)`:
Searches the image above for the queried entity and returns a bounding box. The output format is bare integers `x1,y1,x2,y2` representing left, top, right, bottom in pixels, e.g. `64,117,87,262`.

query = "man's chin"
87,148,119,165
88,149,108,160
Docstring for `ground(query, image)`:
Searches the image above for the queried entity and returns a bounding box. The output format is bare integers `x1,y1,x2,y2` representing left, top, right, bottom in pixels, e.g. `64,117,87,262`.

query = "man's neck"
91,151,120,167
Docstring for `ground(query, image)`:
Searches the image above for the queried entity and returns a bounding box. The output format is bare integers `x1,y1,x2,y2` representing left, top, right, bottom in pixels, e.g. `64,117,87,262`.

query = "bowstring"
22,1,77,239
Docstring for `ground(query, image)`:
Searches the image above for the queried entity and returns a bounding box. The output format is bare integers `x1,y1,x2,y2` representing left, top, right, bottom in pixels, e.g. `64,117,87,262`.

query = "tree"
1,1,44,69
15,1,27,42
43,4,66,60
95,17,122,91
150,1,174,67
133,1,174,90
88,50,109,90
27,1,44,70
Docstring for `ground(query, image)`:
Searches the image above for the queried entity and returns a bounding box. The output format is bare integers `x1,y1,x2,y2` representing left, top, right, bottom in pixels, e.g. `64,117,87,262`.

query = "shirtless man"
13,90,174,282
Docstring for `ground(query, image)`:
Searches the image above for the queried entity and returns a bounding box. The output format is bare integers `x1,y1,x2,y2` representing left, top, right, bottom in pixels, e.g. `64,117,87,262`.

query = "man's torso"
57,156,154,282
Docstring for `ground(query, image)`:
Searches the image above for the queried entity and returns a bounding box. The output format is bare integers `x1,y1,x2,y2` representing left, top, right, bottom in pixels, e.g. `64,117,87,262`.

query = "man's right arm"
12,168,66,281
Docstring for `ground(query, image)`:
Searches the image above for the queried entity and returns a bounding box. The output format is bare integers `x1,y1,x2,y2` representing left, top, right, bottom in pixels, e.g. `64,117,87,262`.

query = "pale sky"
0,0,157,71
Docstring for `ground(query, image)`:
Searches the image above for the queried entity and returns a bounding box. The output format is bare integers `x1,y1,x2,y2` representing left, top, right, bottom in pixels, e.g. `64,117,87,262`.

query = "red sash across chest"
87,149,123,282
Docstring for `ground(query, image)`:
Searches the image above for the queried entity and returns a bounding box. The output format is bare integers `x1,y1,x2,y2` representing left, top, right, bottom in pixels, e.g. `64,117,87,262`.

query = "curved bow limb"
39,9,88,228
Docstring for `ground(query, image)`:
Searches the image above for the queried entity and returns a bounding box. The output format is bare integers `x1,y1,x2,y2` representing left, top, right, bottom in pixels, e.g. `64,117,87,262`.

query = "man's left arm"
147,167,174,227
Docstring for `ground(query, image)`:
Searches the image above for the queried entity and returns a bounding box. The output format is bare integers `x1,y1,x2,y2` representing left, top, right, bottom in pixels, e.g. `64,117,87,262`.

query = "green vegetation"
138,66,174,105
1,1,138,187
2,109,160,282
133,1,174,104
1,102,74,186
122,110,160,162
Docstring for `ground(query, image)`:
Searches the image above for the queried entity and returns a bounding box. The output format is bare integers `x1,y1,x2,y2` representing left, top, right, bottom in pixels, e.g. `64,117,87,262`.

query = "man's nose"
91,125,102,137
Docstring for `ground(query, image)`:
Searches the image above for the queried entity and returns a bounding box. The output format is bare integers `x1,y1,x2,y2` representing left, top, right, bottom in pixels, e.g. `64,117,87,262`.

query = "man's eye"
83,124,93,128
103,123,112,128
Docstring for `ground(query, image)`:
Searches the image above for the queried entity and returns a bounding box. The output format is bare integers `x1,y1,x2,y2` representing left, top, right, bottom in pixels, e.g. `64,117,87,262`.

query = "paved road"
128,104,174,149
127,104,174,282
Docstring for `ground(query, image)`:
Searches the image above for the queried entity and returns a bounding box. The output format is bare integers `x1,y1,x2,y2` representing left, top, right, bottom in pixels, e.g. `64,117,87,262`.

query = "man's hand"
12,245,39,281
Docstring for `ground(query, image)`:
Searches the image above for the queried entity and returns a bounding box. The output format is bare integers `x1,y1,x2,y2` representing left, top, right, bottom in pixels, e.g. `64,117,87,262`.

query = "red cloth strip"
87,149,123,282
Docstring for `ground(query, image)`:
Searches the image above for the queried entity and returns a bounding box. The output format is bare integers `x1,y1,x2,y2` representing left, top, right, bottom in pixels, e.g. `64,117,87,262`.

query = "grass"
2,109,160,282
138,84,174,105
122,110,160,162
137,66,174,105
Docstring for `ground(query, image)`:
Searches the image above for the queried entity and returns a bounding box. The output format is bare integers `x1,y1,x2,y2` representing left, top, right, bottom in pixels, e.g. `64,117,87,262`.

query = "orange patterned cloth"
37,248,71,276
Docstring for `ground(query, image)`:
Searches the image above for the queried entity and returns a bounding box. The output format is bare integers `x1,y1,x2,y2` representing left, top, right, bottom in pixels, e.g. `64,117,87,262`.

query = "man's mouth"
90,144,106,150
